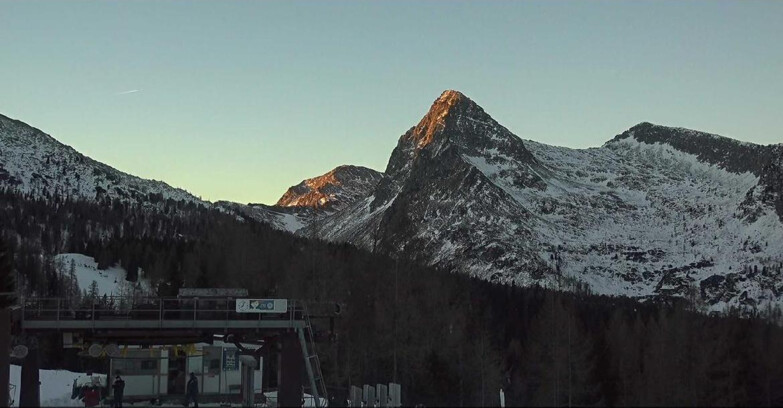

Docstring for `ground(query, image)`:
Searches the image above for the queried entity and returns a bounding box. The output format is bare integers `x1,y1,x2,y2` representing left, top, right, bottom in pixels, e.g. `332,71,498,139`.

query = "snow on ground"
9,365,105,407
54,253,152,297
323,126,783,311
8,365,322,407
275,211,306,232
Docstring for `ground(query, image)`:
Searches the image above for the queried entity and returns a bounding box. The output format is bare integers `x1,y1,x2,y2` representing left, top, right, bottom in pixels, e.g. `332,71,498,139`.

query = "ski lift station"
105,339,263,402
7,288,336,407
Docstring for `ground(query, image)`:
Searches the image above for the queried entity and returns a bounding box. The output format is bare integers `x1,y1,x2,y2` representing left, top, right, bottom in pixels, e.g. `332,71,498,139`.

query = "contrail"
116,89,140,95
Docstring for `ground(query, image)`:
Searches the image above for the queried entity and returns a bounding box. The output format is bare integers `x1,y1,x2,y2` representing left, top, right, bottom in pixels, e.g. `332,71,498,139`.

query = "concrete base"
0,309,9,407
19,347,39,407
278,332,303,407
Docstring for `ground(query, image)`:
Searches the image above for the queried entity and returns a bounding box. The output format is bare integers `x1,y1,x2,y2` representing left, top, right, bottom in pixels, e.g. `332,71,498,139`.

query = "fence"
20,296,306,325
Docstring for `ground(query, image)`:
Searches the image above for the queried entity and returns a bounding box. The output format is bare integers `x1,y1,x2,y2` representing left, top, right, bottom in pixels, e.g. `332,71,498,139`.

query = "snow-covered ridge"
0,113,203,205
608,121,775,177
0,112,310,234
615,122,759,147
306,90,783,313
276,165,382,211
3,92,782,312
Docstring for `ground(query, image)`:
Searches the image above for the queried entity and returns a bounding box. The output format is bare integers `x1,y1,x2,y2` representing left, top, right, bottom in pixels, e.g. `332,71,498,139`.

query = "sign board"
223,348,238,371
235,299,288,313
179,288,248,298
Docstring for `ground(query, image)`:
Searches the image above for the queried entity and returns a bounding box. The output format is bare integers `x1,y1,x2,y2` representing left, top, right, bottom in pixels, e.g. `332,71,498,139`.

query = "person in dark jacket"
185,372,199,408
112,375,125,408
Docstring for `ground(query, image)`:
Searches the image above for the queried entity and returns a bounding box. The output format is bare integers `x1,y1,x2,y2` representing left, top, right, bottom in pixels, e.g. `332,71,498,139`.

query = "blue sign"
235,299,287,313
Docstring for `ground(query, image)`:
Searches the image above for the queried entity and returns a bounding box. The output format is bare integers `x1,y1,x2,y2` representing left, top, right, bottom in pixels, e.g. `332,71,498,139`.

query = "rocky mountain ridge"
0,113,202,206
2,92,781,312
301,90,783,312
0,113,380,230
276,165,382,212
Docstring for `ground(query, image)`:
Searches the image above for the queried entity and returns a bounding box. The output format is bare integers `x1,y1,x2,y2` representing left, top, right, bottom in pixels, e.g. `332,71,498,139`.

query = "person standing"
185,372,199,408
83,386,100,408
112,375,125,408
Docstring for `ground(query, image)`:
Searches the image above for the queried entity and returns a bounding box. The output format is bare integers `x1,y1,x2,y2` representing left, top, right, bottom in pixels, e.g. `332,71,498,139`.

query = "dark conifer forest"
3,188,783,406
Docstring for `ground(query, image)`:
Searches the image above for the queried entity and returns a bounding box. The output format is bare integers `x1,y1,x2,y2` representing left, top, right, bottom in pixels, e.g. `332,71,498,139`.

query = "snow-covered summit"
3,91,782,313
609,121,783,222
303,90,783,312
608,121,772,175
276,165,382,212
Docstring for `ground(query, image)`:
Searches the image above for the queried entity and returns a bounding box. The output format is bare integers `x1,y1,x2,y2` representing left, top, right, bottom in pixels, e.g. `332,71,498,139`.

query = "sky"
1,1,781,204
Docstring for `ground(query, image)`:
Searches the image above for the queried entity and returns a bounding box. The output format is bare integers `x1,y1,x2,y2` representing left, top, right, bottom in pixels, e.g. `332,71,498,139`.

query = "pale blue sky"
1,1,781,204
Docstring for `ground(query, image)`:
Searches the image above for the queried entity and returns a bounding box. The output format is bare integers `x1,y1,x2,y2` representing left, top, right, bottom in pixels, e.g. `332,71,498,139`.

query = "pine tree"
519,294,600,406
87,280,99,301
0,239,15,308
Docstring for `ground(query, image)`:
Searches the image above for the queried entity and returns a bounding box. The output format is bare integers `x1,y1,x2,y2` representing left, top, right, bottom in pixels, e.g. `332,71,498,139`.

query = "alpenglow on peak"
276,165,383,211
407,90,490,149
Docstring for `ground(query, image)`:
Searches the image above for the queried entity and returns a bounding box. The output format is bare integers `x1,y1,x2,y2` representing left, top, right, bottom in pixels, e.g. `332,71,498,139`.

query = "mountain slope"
215,200,310,232
221,165,382,232
0,112,374,234
0,113,202,205
3,94,781,312
308,90,783,311
277,165,382,212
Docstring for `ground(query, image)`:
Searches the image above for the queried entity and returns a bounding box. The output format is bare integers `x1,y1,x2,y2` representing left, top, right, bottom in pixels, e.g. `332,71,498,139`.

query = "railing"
20,296,304,325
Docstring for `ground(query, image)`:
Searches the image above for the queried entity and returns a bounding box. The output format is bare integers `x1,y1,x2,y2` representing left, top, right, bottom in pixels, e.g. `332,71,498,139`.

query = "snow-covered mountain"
303,90,783,312
277,165,382,212
217,165,382,231
0,112,374,233
0,113,203,205
3,92,782,312
0,112,303,231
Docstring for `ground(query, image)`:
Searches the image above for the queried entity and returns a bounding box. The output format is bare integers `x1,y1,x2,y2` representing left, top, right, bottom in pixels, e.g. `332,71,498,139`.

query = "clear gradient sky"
1,1,781,204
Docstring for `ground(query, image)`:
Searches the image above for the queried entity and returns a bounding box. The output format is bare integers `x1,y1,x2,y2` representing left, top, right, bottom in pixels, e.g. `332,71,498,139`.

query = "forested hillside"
3,187,783,406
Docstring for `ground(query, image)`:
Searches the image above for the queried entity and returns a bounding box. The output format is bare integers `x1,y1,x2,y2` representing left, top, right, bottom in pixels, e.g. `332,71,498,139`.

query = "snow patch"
54,253,152,297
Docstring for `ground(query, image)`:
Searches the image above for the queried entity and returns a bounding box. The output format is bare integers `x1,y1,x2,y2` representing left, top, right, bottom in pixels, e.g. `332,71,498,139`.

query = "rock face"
758,145,783,222
609,122,774,175
221,165,383,232
277,165,382,212
304,90,783,312
613,123,783,223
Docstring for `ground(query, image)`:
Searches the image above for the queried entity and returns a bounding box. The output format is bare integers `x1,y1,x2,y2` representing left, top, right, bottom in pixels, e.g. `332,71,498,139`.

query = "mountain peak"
437,89,465,101
408,90,485,149
276,165,382,210
433,89,470,108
